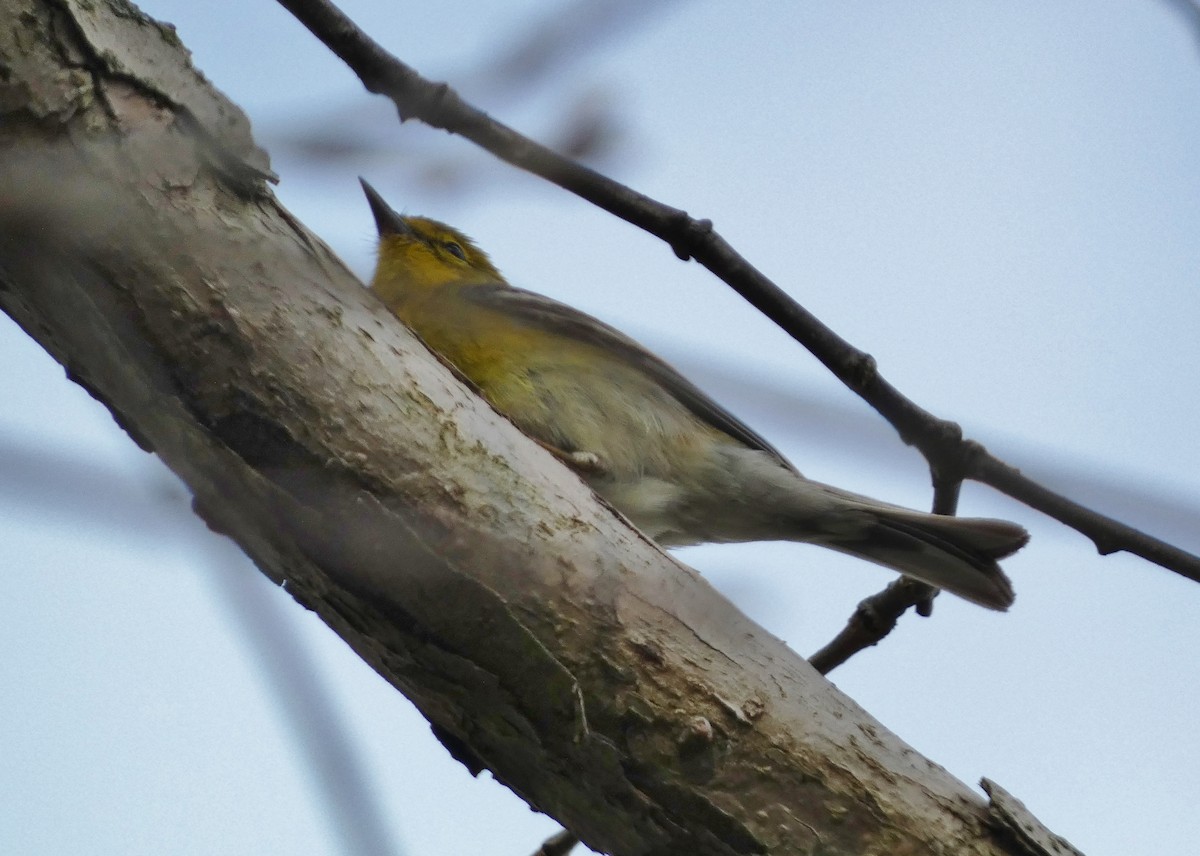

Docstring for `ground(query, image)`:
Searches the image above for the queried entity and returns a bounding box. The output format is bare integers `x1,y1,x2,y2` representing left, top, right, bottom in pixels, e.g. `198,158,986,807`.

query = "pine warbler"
361,179,1028,610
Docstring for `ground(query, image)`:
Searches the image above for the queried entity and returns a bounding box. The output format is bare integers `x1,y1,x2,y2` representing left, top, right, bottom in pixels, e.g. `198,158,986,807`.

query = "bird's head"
360,178,501,300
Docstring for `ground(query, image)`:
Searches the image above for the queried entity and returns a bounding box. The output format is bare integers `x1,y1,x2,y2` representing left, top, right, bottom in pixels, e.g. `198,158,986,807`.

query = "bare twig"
808,577,937,674
274,0,1200,593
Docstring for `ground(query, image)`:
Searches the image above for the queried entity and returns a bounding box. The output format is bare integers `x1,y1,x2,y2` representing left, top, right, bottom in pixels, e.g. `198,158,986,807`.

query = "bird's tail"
650,447,1030,610
813,504,1029,610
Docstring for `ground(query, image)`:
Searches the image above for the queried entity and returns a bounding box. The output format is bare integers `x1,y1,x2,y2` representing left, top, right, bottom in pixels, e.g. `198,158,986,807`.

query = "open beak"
359,178,414,238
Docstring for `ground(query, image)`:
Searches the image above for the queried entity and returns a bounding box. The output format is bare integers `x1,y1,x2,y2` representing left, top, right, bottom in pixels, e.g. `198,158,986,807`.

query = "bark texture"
0,2,1065,854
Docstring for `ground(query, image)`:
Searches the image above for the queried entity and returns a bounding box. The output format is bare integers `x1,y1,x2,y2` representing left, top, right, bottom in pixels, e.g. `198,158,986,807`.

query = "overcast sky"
3,2,1199,855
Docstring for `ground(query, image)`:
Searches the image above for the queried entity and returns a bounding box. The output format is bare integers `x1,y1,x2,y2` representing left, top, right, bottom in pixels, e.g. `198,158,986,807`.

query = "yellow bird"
361,179,1028,610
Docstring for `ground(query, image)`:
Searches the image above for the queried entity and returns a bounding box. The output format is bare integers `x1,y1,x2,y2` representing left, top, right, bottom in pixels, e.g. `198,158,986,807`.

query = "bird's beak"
359,178,414,238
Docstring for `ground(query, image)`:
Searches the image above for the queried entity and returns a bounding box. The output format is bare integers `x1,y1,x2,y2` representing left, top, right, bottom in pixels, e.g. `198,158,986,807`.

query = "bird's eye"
443,241,466,260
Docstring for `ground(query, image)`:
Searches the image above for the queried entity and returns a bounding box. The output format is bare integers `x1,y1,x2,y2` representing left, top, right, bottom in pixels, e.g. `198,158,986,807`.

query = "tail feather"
817,509,1028,611
907,513,1030,560
661,448,1030,610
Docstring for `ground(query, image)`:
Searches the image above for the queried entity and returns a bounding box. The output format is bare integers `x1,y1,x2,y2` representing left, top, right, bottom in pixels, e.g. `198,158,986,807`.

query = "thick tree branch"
274,0,1200,592
0,1,1074,853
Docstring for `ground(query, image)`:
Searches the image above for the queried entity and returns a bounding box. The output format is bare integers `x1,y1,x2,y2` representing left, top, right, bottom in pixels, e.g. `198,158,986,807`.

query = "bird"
359,179,1029,610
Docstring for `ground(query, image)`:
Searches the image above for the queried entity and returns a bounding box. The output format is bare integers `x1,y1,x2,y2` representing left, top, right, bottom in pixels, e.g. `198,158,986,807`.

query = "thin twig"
274,0,1200,592
808,577,937,674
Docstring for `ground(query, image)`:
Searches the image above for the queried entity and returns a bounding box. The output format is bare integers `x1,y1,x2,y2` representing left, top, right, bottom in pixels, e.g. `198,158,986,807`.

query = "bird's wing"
463,283,798,473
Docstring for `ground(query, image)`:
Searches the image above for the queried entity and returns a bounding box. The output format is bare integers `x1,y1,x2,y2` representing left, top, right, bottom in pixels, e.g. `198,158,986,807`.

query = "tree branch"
0,1,1074,853
274,0,1200,591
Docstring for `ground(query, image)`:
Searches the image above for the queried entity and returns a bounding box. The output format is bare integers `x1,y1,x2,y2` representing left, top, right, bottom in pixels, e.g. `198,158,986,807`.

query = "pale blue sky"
2,2,1198,854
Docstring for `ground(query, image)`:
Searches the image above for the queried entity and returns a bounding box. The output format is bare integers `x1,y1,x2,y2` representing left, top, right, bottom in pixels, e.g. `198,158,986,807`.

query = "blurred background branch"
270,0,688,197
1160,0,1200,52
